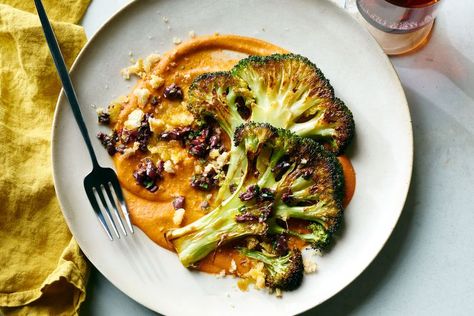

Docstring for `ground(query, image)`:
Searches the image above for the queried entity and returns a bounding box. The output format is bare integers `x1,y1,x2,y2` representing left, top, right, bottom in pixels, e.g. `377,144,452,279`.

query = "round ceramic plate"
52,0,412,315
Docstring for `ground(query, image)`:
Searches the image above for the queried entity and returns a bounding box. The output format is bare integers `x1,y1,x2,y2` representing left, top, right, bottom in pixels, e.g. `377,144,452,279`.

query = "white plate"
52,0,412,315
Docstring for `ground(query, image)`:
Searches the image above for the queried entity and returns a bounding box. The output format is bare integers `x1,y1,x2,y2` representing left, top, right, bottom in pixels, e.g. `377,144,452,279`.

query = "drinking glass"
346,0,442,55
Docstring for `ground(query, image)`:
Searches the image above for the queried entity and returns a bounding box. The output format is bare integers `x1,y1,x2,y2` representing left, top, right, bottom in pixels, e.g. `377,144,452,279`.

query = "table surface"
78,0,474,315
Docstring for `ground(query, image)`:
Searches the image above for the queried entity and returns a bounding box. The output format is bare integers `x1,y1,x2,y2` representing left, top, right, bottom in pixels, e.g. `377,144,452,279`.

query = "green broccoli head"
232,54,353,154
166,122,343,267
274,137,344,233
290,97,355,154
187,72,252,136
187,54,354,154
240,247,304,291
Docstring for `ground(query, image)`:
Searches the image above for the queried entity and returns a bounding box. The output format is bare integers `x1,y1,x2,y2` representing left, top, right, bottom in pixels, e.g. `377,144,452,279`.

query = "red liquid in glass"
386,0,439,7
357,0,441,33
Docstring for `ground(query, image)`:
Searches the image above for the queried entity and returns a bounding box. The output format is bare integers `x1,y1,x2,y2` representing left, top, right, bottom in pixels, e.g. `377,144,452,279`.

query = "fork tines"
85,181,134,240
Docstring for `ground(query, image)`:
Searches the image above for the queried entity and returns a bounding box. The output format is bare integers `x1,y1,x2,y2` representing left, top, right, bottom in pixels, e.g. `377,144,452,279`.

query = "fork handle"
34,0,99,168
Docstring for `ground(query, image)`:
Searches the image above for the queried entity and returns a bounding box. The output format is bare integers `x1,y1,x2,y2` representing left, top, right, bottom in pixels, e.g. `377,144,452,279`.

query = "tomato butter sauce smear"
113,34,356,275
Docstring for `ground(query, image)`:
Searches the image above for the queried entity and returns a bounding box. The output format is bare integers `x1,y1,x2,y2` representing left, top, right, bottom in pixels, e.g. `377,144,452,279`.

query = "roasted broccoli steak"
187,53,354,155
166,122,344,269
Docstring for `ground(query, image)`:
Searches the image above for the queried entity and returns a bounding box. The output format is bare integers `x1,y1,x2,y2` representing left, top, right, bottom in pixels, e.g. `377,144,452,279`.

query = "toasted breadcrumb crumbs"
243,262,266,290
303,257,318,274
229,259,237,273
149,75,165,89
122,142,140,158
275,288,283,298
121,58,144,79
167,112,194,127
148,117,166,134
163,160,175,174
124,109,144,130
173,208,185,226
144,53,161,73
209,149,220,159
237,278,250,291
133,88,150,107
246,237,259,250
194,164,203,174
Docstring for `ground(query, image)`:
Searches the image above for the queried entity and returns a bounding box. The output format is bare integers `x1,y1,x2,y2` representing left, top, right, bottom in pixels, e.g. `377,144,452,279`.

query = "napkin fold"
0,1,90,315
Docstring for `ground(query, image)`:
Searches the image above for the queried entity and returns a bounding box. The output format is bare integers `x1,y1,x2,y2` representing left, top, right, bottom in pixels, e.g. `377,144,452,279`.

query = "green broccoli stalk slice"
239,247,304,291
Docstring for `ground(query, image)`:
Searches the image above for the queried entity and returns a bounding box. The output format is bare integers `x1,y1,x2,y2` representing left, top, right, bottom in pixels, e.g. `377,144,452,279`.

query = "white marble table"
78,0,474,315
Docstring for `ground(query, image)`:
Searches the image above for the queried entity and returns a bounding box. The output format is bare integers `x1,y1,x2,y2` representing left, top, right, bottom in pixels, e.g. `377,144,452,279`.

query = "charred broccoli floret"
239,247,304,291
166,122,343,267
187,54,354,155
187,72,253,137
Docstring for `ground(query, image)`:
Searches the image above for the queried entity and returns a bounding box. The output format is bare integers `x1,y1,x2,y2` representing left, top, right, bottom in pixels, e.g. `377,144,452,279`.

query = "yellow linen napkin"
0,1,90,315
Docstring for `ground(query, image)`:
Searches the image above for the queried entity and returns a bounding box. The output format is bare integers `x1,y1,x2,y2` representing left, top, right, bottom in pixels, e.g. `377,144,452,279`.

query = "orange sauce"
112,35,356,276
338,156,356,208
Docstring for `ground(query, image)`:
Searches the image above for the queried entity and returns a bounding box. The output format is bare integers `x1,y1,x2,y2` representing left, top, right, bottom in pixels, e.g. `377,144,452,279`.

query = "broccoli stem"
271,224,328,246
167,192,266,266
290,113,337,138
274,200,334,223
214,145,247,203
167,163,262,267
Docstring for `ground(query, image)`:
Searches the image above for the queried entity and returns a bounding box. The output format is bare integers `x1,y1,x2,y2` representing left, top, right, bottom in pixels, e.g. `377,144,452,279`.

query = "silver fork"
35,0,134,240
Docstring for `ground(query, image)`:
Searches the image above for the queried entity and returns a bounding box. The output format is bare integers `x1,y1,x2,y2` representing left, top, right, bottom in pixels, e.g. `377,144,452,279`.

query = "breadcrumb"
303,257,318,274
173,208,185,226
188,30,196,38
243,262,266,290
173,37,182,45
124,109,144,130
122,142,140,158
133,88,150,107
275,288,283,298
121,58,144,79
229,259,237,273
209,149,220,159
144,53,161,73
148,117,166,134
163,160,175,174
149,74,165,89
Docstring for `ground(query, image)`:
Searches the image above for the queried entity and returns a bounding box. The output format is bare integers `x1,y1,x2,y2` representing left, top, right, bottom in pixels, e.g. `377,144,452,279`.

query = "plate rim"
51,0,413,314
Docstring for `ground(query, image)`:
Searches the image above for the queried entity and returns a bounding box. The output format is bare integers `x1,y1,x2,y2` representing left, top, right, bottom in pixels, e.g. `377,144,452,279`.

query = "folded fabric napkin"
0,1,90,315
